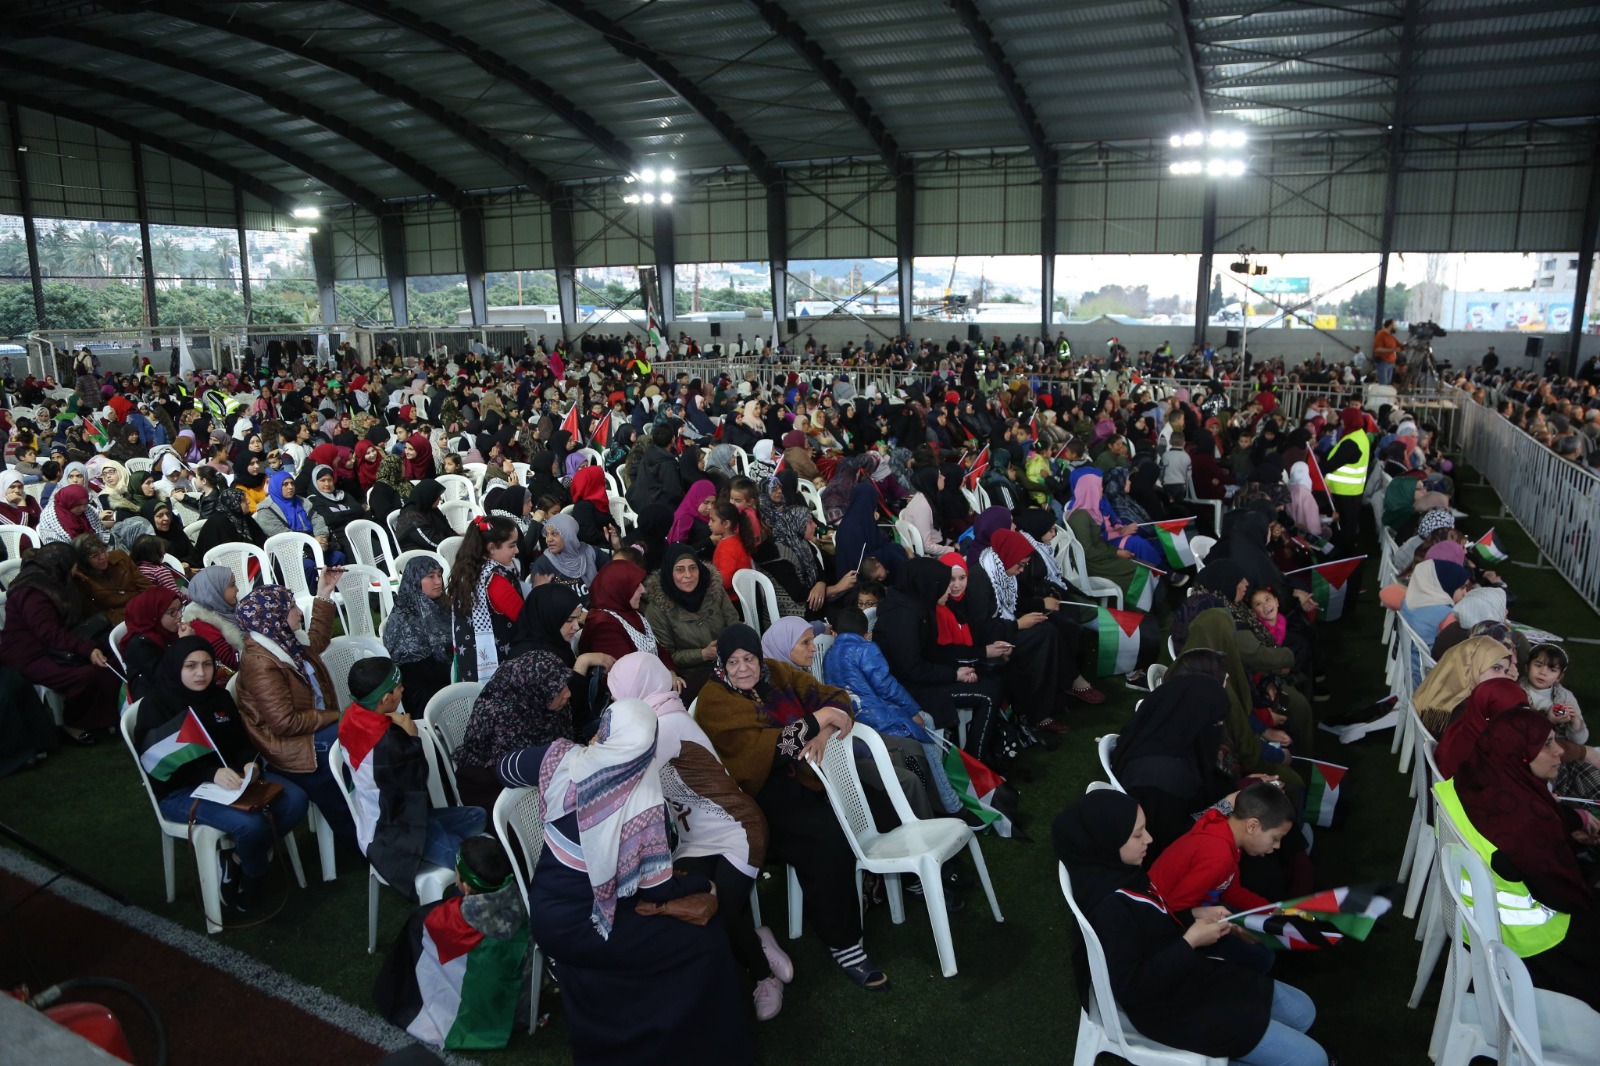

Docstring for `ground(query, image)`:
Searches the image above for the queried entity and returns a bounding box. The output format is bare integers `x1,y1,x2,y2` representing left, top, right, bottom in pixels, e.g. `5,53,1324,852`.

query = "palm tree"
211,235,240,291
35,224,71,277
0,237,30,280
151,235,183,276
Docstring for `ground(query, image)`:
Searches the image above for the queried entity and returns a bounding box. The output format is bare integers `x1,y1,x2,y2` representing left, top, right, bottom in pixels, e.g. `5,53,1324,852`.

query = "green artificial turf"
1,463,1592,1064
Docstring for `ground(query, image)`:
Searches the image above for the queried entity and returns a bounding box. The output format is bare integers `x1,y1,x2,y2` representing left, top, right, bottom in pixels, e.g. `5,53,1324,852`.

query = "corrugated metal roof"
0,0,1593,210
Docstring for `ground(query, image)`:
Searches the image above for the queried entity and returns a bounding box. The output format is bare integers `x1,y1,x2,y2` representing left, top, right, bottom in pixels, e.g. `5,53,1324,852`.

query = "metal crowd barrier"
1449,386,1600,615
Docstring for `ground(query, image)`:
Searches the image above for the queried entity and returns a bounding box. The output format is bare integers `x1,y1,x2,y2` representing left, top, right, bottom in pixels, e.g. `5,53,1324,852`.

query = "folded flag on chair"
1306,557,1362,622
1296,758,1348,827
1126,561,1161,612
375,895,529,1049
1095,607,1143,676
1228,884,1394,950
1151,518,1196,568
941,744,1015,837
1473,528,1509,564
138,707,218,781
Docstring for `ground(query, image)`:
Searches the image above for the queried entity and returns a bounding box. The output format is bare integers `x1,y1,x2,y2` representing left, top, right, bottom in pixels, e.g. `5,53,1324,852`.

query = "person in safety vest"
1321,406,1370,556
1433,708,1600,1013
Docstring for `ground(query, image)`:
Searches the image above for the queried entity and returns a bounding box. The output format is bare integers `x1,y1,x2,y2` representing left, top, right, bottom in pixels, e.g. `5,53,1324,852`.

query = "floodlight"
642,192,656,204
291,205,320,220
660,192,674,204
639,168,657,182
659,168,676,183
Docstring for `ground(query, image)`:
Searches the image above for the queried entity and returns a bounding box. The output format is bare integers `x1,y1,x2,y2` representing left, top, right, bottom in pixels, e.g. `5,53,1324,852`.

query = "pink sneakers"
756,924,794,983
753,976,785,1021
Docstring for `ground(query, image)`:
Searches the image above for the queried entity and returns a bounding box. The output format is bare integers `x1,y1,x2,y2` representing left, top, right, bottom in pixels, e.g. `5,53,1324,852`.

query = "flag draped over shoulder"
1228,885,1394,951
1473,529,1509,564
137,708,217,781
1151,518,1196,568
1095,607,1142,675
375,896,529,1050
1307,557,1361,622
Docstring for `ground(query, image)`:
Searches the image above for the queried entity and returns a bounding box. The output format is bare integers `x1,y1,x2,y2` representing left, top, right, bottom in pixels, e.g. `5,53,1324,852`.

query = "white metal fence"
1449,386,1600,614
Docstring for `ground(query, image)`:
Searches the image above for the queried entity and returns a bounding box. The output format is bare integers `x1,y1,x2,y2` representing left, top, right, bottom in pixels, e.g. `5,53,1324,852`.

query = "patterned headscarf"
235,584,310,673
1417,508,1455,538
384,555,452,665
214,488,257,542
536,698,672,940
377,454,413,501
454,650,575,769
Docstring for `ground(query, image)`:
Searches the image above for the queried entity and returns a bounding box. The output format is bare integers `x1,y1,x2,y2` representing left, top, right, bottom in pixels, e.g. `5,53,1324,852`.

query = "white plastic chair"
607,494,638,538
809,632,832,682
320,634,388,712
327,739,456,953
201,542,274,594
462,462,488,493
126,457,153,474
1146,663,1167,690
438,535,465,573
0,524,40,560
795,479,826,525
440,500,475,536
732,568,781,632
1189,534,1216,565
1054,524,1125,610
436,473,477,508
1486,941,1600,1066
808,723,1003,977
390,549,448,590
414,719,460,806
262,531,325,600
108,621,129,671
0,558,22,589
1181,472,1222,535
1096,734,1124,792
119,702,307,935
423,681,485,765
491,787,550,1034
894,518,925,558
573,447,603,468
1059,861,1226,1065
333,564,392,638
344,518,398,574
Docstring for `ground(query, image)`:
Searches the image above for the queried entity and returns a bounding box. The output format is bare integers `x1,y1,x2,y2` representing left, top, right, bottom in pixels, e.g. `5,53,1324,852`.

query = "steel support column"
234,186,252,325
309,227,336,326
896,167,915,339
1568,135,1600,374
460,203,488,326
1040,161,1058,342
1375,1,1419,332
9,103,46,330
551,197,578,342
130,142,158,329
1194,184,1218,349
653,207,676,338
767,184,789,346
380,214,408,327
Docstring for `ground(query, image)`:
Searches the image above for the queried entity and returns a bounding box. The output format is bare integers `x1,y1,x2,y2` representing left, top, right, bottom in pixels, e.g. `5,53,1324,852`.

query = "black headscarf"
1216,508,1283,599
1110,675,1230,798
658,543,710,613
899,556,952,609
1015,508,1055,541
1193,558,1248,602
1052,789,1145,908
407,479,445,512
144,635,232,722
508,582,580,666
716,623,764,664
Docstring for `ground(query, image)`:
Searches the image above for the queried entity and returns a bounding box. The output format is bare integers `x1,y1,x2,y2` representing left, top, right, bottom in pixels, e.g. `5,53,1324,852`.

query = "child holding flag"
134,636,309,914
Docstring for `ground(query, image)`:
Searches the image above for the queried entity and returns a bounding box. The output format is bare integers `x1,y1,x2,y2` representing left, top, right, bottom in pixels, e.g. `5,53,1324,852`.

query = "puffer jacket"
641,570,741,672
821,633,931,742
235,597,340,773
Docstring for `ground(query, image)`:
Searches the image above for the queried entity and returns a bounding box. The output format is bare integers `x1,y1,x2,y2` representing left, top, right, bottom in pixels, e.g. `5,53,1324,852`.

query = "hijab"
668,479,717,542
454,650,575,769
541,513,598,584
510,583,582,666
236,584,312,675
934,552,972,645
760,474,818,587
589,560,648,629
264,470,313,533
537,698,673,940
42,484,94,542
1194,558,1248,602
832,482,887,579
760,615,814,667
1412,635,1515,721
1452,586,1507,630
1052,789,1145,908
186,565,238,622
570,465,609,509
403,432,435,480
1405,559,1468,610
1437,677,1533,779
384,556,452,665
1455,708,1591,911
658,543,710,614
232,457,267,491
122,585,180,655
713,623,771,696
377,454,413,500
1111,675,1230,798
310,464,345,503
143,635,233,722
606,650,684,719
1425,540,1467,567
964,505,1012,568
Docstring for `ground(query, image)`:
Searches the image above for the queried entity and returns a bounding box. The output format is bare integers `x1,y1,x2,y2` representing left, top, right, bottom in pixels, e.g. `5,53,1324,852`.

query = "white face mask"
863,605,878,634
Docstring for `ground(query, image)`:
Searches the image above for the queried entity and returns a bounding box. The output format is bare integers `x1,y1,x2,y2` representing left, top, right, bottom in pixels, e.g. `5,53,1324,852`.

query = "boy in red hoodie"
1149,781,1295,917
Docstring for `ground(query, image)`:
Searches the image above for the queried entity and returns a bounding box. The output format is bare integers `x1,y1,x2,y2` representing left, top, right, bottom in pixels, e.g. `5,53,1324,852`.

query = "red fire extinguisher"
9,977,167,1065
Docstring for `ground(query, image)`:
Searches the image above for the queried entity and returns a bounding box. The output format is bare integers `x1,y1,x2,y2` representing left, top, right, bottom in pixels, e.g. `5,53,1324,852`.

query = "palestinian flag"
1055,442,1073,461
1297,758,1348,828
941,743,1015,837
559,401,580,442
1304,450,1329,495
1127,561,1161,612
589,411,611,449
1151,518,1196,568
647,312,664,353
375,896,528,1049
1229,884,1393,951
1473,529,1509,564
1292,532,1336,557
138,708,218,781
1308,557,1361,622
773,453,786,475
1095,607,1142,676
962,445,989,490
1029,412,1038,442
83,415,110,449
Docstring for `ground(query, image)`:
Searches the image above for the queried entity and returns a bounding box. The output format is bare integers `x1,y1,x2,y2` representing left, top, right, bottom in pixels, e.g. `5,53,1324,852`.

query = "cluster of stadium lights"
1168,130,1248,177
622,167,676,205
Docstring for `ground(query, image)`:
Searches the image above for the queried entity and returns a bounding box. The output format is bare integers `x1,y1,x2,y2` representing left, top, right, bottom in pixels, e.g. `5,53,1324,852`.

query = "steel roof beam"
332,0,636,173
539,0,783,188
1166,0,1210,130
90,0,564,202
0,87,297,214
5,60,389,214
947,0,1052,172
742,0,901,173
36,27,464,205
1197,0,1588,37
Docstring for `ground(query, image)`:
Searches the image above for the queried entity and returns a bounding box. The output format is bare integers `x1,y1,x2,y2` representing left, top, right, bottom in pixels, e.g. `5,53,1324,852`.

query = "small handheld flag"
939,740,1015,837
1029,412,1038,443
1149,518,1196,569
647,312,664,354
1095,607,1143,676
1289,556,1363,622
588,411,611,449
138,708,220,781
1296,758,1348,827
1126,561,1162,612
83,415,110,449
1473,529,1509,564
559,402,580,442
1227,884,1394,951
963,445,989,490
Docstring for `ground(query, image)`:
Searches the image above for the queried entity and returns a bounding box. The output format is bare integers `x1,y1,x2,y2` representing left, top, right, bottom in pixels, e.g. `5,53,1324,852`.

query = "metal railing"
1448,385,1600,615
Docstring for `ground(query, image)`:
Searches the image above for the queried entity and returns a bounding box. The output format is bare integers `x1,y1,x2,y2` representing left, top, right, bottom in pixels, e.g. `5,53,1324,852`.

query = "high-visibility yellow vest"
1434,779,1569,958
1324,430,1370,496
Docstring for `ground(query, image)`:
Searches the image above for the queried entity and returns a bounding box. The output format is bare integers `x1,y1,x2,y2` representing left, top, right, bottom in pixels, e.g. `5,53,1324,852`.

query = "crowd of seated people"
4,332,1596,1065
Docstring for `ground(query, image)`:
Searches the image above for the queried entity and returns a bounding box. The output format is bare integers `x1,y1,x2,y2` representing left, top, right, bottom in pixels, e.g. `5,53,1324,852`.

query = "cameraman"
1373,318,1400,384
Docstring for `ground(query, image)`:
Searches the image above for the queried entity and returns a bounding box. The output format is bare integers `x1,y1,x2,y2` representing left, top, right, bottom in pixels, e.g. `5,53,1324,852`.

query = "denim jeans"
1232,981,1327,1066
422,806,488,869
274,722,357,851
158,771,310,879
1374,360,1395,384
